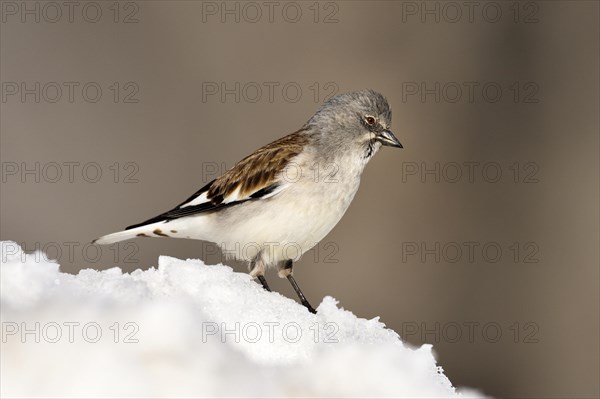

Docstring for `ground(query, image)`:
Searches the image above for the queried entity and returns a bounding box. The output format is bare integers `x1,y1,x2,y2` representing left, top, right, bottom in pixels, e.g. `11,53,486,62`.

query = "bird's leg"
250,254,271,292
289,275,316,314
257,275,271,292
279,260,316,314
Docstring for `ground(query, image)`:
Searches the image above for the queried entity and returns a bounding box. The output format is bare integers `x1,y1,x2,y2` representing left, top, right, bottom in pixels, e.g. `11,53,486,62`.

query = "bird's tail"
92,222,166,245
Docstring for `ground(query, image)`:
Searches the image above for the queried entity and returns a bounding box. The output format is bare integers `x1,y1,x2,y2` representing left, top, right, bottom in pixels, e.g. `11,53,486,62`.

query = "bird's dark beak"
376,130,403,148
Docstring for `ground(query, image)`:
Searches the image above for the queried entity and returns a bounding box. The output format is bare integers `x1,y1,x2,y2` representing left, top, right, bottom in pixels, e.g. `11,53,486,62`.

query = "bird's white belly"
177,175,360,266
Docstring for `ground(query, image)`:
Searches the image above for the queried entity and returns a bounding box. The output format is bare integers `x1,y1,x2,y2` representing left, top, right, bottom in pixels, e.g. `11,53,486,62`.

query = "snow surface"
1,241,484,398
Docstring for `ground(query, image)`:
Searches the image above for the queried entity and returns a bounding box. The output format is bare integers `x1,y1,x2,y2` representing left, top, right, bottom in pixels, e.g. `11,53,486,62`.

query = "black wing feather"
125,181,280,230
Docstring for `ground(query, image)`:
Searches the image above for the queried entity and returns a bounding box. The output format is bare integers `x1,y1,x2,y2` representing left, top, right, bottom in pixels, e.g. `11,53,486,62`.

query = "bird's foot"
302,300,317,314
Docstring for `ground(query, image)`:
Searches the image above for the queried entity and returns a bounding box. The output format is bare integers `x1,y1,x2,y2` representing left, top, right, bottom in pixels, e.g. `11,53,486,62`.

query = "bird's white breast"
175,150,365,267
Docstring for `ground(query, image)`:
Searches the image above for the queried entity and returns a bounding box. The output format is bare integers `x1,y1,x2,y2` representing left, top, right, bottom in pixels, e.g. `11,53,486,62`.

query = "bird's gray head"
306,89,403,158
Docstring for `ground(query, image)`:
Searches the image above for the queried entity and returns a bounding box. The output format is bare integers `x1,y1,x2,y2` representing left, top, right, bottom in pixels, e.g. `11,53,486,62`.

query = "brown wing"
206,130,309,205
125,130,309,230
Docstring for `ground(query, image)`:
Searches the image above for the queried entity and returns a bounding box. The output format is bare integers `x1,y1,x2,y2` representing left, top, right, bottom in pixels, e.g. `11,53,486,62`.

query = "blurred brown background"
1,1,598,397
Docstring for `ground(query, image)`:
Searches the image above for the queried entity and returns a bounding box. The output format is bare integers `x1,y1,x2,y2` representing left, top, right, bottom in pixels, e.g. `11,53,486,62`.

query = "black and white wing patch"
125,130,308,230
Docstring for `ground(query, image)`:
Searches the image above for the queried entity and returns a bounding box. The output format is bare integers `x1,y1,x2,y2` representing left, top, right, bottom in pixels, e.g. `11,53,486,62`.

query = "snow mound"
1,241,483,398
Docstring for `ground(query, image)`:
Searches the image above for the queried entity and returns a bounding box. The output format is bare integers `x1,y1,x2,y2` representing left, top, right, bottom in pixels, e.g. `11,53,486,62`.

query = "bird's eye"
365,116,376,125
